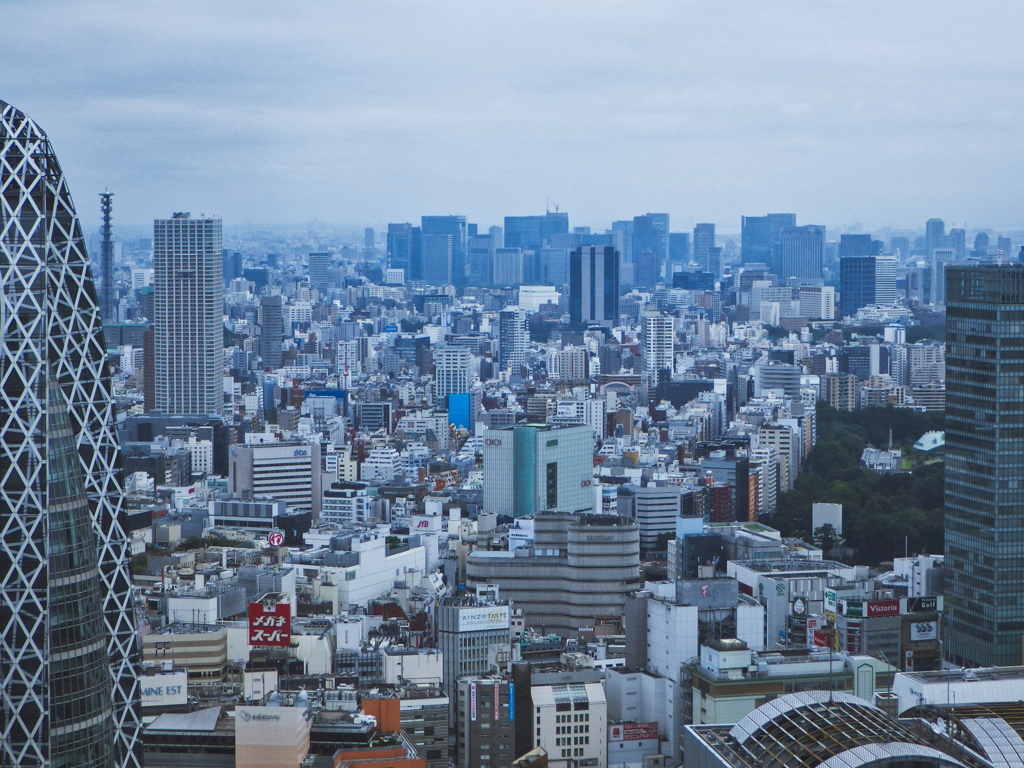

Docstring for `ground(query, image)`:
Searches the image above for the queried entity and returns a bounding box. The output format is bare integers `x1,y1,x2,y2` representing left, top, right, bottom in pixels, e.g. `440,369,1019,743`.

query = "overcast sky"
4,1,1023,234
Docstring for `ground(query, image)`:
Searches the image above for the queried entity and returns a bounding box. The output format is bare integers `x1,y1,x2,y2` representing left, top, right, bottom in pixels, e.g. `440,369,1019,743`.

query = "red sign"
268,531,285,547
610,722,658,741
248,601,291,646
866,599,901,617
812,630,831,648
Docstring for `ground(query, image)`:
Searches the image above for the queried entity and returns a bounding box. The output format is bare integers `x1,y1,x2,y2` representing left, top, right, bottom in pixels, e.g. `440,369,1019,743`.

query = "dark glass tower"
944,264,1024,668
0,101,141,766
569,245,619,329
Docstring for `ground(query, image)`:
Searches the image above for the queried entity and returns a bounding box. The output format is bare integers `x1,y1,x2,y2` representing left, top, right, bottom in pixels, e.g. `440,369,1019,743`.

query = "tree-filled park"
769,403,945,566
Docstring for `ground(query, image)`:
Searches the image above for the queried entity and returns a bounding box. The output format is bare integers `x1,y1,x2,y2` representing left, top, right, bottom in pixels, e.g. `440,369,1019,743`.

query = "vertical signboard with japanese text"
248,601,291,647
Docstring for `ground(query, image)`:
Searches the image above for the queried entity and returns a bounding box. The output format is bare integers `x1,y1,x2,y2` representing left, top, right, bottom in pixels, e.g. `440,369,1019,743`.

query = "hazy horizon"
5,1,1023,235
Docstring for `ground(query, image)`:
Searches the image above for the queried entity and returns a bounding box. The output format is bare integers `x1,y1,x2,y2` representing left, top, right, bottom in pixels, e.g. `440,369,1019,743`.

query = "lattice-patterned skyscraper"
0,102,142,766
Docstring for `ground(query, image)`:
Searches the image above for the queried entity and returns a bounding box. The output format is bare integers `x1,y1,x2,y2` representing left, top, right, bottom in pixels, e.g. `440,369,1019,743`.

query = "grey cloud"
3,0,1022,232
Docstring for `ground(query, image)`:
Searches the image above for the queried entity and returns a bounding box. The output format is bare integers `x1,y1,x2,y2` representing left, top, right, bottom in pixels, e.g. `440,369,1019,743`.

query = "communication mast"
100,192,114,320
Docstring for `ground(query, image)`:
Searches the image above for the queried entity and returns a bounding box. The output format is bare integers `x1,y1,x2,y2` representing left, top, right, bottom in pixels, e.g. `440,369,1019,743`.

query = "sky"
3,1,1023,234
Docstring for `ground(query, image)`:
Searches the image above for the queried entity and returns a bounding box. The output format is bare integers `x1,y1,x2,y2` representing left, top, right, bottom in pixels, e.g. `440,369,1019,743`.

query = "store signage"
458,606,510,632
268,531,285,547
910,621,938,641
610,722,659,741
248,601,291,647
866,599,901,617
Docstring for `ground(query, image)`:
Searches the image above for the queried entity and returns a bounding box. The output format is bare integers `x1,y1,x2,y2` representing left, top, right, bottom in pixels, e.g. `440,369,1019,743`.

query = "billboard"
866,600,901,617
248,601,292,647
458,605,510,632
676,578,739,610
904,596,939,613
141,670,188,708
910,620,938,641
824,588,837,614
609,722,659,742
471,682,477,722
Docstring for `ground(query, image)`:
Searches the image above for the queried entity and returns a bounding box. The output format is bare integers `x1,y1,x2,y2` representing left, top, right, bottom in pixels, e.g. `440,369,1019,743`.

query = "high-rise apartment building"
259,293,284,371
497,307,527,372
642,314,675,374
777,225,825,280
944,265,1024,667
569,246,620,328
0,100,141,767
154,212,224,415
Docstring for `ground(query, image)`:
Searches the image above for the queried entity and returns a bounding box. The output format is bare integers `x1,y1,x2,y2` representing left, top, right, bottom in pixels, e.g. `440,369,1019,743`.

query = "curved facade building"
684,691,997,768
466,513,640,638
0,102,141,766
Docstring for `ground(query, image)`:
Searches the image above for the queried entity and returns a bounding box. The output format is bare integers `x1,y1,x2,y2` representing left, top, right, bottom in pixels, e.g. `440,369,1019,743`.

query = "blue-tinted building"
944,265,1024,667
422,215,467,285
448,393,472,431
839,256,876,318
741,213,796,270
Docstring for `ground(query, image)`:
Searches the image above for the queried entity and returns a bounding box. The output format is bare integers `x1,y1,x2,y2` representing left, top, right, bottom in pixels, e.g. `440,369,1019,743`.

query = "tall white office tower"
435,345,472,405
643,314,675,374
154,213,224,414
0,100,142,767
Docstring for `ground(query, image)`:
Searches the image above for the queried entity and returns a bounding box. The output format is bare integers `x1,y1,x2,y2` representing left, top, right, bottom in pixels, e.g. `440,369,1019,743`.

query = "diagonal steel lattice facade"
0,101,142,767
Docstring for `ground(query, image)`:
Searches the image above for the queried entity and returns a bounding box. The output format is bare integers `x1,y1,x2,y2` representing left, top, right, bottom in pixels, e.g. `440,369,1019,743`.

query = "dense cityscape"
3,30,1024,768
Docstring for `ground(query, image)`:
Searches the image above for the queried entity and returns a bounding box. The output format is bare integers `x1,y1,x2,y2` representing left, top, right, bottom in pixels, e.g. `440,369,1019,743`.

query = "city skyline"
3,2,1024,231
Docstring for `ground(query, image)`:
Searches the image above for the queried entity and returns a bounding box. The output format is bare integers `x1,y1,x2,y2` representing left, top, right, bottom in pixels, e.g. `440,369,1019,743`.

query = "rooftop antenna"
100,191,114,321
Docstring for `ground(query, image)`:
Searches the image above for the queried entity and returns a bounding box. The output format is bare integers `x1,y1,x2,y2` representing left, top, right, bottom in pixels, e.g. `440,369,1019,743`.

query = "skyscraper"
741,213,796,270
669,232,691,272
387,222,413,273
259,293,284,370
777,225,825,280
497,306,527,372
642,314,675,375
422,215,467,285
693,223,716,274
633,213,669,280
569,245,620,329
839,233,879,258
839,255,876,317
154,212,224,415
492,247,523,286
308,251,331,290
421,233,453,285
468,233,494,285
944,264,1024,667
435,345,472,407
0,100,141,767
925,217,945,257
